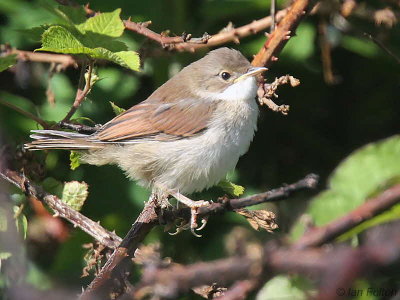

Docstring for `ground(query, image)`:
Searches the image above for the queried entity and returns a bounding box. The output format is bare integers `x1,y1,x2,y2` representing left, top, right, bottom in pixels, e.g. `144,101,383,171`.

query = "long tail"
25,130,103,151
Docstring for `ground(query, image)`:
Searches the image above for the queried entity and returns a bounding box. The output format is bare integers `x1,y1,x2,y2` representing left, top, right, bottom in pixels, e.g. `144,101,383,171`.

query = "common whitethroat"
26,48,267,236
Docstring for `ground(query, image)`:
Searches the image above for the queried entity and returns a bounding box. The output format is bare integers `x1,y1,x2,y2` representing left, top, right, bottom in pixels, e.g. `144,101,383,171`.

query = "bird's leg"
169,191,209,237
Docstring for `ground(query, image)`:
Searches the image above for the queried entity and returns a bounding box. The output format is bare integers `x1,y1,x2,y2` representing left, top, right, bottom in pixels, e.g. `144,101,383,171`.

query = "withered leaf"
235,209,278,232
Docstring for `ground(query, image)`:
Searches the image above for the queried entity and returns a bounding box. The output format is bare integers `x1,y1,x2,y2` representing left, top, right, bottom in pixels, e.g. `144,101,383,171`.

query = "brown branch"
123,20,211,48
294,183,400,249
252,0,316,67
257,75,300,115
80,174,318,299
0,168,121,249
0,98,50,129
58,121,100,134
83,5,289,52
80,195,159,300
173,9,290,52
5,48,78,69
318,19,337,84
216,280,257,300
63,59,94,121
167,173,319,221
133,221,400,299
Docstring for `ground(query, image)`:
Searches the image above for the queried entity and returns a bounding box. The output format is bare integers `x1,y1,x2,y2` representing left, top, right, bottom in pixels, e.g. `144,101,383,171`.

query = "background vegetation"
0,0,399,299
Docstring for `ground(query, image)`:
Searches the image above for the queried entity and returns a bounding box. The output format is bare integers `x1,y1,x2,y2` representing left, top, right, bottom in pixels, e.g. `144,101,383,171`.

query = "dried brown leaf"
193,283,227,299
133,243,172,267
82,242,106,277
235,209,278,232
374,8,397,28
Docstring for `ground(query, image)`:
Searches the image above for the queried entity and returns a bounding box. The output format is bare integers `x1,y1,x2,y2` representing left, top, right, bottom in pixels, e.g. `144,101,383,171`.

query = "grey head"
148,48,263,101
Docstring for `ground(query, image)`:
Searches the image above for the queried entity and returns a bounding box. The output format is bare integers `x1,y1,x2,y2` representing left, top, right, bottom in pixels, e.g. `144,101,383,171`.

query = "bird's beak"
235,67,268,83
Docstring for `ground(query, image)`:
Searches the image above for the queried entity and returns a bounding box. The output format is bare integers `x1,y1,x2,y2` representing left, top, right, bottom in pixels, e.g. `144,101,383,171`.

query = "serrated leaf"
236,208,278,232
110,101,126,115
218,180,245,197
0,54,17,72
70,151,81,170
76,9,124,37
61,181,88,211
18,25,53,41
37,25,140,70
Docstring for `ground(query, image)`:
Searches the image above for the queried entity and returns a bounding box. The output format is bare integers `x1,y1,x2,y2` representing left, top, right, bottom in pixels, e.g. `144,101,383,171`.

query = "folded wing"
92,99,218,143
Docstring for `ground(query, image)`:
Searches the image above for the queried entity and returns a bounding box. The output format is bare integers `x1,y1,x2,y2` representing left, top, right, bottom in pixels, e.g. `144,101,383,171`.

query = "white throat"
198,76,258,103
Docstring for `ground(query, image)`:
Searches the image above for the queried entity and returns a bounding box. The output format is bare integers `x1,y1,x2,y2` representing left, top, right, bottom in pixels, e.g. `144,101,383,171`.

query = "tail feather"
25,130,102,151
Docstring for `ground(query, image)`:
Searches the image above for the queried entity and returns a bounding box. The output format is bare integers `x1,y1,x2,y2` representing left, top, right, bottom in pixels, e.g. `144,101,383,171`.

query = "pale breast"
147,95,259,194
113,77,259,195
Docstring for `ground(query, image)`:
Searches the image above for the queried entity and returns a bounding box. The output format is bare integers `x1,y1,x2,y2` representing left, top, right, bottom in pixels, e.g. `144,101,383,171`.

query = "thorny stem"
252,0,316,67
0,168,121,249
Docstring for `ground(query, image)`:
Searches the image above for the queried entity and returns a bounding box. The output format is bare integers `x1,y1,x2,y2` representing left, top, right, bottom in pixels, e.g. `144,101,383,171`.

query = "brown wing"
92,99,218,142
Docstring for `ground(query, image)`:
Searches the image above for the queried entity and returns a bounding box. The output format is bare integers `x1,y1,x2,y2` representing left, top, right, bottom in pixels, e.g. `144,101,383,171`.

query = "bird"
25,47,267,236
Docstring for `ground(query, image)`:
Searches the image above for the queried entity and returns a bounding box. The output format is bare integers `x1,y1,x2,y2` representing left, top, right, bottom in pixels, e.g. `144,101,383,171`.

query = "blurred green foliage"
1,0,400,298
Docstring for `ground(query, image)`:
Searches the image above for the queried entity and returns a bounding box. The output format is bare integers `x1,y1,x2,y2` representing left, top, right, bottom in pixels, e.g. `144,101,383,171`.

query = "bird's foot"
169,191,210,237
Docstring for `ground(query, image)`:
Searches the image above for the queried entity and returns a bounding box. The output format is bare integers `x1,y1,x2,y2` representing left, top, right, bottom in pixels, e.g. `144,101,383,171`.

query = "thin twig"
319,19,337,84
364,32,400,64
0,98,50,129
5,48,78,69
123,19,211,48
270,0,276,33
0,168,122,249
63,60,94,121
257,75,300,115
78,4,290,52
173,9,290,52
58,121,99,134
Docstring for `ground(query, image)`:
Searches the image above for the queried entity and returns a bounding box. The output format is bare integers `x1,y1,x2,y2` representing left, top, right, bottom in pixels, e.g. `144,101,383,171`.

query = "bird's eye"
220,72,231,80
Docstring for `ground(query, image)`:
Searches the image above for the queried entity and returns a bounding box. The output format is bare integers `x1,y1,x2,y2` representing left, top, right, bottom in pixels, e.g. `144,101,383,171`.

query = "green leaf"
70,151,81,170
110,101,126,115
256,275,310,300
61,181,89,211
13,206,28,240
37,25,140,70
0,252,12,260
218,180,245,197
0,208,7,232
0,251,12,271
76,9,124,37
18,25,53,41
57,5,86,25
292,135,400,240
342,36,379,58
281,23,316,61
0,54,17,72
